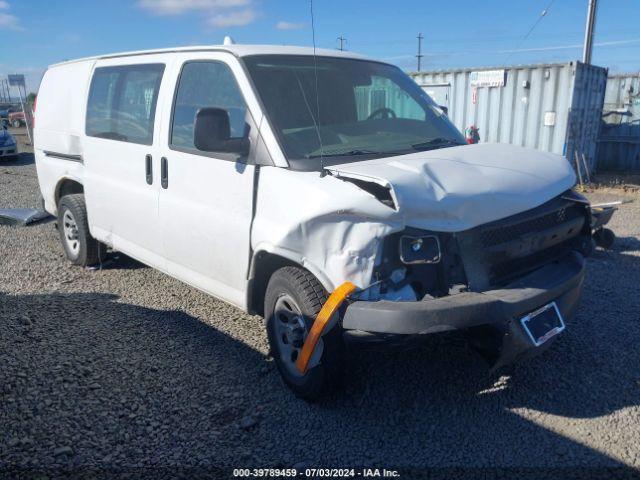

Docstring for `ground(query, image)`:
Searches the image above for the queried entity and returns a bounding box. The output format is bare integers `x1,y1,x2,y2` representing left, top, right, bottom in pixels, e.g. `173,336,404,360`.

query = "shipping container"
597,73,640,172
409,61,607,173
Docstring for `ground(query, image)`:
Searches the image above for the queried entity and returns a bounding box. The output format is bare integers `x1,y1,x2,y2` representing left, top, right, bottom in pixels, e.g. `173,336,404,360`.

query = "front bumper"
342,251,585,365
0,145,17,158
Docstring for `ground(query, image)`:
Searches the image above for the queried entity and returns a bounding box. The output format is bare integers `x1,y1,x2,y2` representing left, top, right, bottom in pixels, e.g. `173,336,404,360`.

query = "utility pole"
416,33,424,71
337,36,346,51
582,0,598,64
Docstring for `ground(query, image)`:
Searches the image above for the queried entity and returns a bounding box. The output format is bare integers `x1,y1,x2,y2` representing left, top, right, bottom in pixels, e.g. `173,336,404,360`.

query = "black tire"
11,119,21,128
57,194,105,267
265,266,345,401
594,228,616,249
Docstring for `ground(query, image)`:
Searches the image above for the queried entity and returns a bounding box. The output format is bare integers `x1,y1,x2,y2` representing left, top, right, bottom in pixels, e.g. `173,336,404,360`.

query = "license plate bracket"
520,302,565,347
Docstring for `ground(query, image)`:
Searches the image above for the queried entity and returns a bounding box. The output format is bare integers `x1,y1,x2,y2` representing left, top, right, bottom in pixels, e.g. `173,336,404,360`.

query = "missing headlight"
399,235,441,264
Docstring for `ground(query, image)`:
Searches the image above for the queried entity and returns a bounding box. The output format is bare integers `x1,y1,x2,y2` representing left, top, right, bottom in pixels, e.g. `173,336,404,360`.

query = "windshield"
243,55,466,170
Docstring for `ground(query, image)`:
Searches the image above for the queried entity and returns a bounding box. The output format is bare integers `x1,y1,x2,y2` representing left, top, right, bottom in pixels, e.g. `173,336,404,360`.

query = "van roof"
50,44,371,68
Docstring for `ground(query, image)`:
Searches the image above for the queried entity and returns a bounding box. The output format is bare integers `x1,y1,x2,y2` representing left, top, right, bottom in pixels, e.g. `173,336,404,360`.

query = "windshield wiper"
411,138,465,151
307,149,380,159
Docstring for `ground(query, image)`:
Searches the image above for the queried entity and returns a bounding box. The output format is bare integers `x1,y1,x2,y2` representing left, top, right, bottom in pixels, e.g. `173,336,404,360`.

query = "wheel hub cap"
62,210,80,255
273,295,308,377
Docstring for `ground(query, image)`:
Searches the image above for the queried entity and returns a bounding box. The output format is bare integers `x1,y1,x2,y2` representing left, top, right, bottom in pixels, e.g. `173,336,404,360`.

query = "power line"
505,0,556,63
377,37,640,67
335,25,640,52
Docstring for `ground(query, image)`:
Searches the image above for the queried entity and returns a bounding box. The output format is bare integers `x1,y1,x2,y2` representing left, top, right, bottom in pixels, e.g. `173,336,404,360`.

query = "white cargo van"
34,43,593,400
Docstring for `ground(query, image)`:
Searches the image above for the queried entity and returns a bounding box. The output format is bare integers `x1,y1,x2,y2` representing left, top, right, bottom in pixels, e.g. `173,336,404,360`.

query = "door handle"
145,154,153,185
160,157,168,189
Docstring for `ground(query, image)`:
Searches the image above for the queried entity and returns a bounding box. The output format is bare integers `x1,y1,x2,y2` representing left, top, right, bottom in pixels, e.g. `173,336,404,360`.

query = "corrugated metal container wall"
597,73,640,172
355,77,424,120
409,61,607,172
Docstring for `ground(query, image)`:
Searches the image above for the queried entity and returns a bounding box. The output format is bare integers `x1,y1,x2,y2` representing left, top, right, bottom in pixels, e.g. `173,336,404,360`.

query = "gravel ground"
2,129,640,479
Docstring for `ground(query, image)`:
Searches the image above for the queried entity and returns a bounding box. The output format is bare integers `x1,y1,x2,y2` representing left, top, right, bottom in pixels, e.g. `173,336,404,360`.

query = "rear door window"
86,64,164,145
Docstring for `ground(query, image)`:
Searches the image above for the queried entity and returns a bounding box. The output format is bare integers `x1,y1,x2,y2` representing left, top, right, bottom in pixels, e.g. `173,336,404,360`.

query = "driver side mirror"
193,107,249,155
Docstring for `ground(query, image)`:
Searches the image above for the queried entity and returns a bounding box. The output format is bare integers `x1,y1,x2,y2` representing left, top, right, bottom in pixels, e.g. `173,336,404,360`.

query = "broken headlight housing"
371,229,465,300
399,234,441,264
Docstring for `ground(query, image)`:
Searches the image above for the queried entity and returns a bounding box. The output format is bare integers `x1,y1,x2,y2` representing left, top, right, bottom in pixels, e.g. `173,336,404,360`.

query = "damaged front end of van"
254,143,592,371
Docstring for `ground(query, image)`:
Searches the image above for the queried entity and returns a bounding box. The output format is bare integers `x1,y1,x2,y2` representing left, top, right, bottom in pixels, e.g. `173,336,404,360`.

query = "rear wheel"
265,266,345,401
57,194,105,267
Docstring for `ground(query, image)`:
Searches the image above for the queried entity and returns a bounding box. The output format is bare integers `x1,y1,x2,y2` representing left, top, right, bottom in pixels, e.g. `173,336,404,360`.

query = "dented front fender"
252,167,404,290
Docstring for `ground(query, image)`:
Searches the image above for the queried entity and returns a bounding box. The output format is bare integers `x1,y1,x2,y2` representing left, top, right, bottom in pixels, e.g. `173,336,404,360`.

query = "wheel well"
247,252,299,316
55,179,84,205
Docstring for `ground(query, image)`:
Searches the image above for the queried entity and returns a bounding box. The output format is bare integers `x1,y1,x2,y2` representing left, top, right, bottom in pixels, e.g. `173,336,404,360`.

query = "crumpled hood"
327,143,576,232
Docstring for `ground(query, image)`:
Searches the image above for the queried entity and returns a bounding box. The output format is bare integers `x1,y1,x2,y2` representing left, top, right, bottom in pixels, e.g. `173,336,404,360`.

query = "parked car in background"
0,104,18,118
0,104,19,127
8,110,25,128
34,43,594,401
0,124,18,160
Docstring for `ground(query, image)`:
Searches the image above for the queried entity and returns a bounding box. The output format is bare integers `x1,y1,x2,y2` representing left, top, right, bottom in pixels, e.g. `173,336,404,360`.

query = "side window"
171,61,248,151
85,70,119,138
86,64,164,145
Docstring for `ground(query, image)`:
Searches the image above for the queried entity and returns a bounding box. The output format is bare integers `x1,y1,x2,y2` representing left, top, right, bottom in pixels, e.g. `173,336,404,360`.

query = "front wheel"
57,194,106,267
11,119,21,128
594,228,615,249
265,266,345,401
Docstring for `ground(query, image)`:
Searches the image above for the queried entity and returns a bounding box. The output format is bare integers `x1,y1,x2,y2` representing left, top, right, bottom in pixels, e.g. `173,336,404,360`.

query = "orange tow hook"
295,281,357,375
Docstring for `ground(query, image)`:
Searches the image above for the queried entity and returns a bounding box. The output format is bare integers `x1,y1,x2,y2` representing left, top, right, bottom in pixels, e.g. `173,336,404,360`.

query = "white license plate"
520,302,565,347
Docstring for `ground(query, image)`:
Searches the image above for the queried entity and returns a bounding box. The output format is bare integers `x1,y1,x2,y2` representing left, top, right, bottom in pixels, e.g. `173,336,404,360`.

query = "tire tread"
58,194,105,267
265,266,344,401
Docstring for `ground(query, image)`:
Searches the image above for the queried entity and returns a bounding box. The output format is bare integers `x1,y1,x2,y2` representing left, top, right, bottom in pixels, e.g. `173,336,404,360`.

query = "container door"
566,64,607,173
422,84,450,113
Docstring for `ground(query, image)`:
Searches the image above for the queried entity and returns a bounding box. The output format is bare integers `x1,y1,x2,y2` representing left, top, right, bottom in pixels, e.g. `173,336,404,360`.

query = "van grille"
488,243,570,285
478,204,584,248
457,196,588,290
